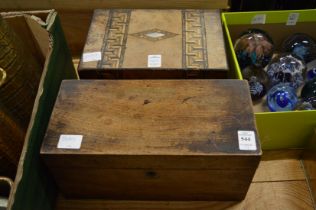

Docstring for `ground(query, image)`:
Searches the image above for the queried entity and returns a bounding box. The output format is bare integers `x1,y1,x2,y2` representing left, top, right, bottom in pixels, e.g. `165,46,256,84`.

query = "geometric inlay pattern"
130,28,178,42
182,10,209,69
99,10,131,68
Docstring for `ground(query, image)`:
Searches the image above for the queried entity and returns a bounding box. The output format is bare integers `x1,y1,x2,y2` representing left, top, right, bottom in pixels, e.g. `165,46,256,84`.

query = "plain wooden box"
41,79,261,201
77,9,228,79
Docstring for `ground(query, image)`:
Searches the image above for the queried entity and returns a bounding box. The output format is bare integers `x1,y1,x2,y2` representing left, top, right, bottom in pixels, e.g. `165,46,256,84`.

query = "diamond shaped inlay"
130,28,178,42
146,32,165,38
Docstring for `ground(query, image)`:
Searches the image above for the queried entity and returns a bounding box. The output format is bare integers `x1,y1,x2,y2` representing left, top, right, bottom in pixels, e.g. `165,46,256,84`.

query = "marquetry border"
98,10,131,68
182,10,208,69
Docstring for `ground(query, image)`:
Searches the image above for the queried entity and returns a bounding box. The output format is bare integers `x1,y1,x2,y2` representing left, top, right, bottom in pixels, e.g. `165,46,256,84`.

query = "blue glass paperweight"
301,77,316,108
242,66,270,100
282,33,316,63
307,68,316,81
306,60,316,81
266,54,305,89
267,83,298,112
234,29,274,69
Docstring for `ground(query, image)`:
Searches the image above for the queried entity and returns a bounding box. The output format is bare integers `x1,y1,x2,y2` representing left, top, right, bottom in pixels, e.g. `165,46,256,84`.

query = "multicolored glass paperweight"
267,83,298,112
266,54,305,89
301,78,316,108
242,66,270,100
234,29,274,69
282,33,316,63
306,59,316,81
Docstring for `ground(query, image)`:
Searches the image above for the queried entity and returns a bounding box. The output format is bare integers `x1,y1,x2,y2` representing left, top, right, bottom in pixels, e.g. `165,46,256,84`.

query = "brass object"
0,68,6,86
0,176,13,210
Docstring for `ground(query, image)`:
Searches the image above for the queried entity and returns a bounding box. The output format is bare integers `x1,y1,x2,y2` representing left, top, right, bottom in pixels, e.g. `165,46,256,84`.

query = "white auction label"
251,14,266,24
238,131,257,151
82,52,101,62
57,135,83,149
148,55,162,67
286,13,299,26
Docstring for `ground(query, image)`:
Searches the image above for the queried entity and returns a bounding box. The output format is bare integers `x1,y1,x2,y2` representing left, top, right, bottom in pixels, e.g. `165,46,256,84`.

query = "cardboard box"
78,9,228,79
222,9,316,149
1,10,78,210
41,80,261,201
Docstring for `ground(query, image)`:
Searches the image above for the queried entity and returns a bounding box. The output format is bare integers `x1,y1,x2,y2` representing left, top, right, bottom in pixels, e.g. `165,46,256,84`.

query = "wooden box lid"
41,80,261,169
78,9,228,79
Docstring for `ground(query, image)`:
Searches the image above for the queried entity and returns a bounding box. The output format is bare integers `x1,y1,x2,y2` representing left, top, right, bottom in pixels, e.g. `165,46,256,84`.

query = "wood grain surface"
55,150,314,210
42,80,260,156
254,150,305,182
41,80,260,200
56,182,314,210
303,129,316,206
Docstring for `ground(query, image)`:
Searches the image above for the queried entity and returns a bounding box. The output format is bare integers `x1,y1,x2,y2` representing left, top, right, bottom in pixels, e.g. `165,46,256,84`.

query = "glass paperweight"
301,78,316,108
295,100,314,110
282,33,316,63
267,83,298,112
266,54,305,89
306,59,316,81
234,29,274,69
242,66,270,100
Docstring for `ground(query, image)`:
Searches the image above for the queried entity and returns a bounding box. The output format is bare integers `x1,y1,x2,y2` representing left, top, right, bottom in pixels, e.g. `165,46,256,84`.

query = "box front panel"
49,167,255,200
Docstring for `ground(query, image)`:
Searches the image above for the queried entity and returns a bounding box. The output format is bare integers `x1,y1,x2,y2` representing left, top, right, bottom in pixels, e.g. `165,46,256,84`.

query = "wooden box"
78,9,228,79
41,80,261,201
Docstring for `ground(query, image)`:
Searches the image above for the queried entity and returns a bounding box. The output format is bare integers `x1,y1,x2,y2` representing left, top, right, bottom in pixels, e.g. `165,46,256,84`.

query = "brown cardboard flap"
2,12,51,66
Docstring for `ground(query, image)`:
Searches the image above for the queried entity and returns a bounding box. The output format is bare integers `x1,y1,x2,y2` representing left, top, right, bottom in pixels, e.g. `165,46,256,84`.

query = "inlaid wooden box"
78,9,228,79
41,80,261,200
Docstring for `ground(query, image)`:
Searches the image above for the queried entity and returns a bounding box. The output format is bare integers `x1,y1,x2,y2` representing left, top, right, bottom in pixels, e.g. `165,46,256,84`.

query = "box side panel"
257,112,316,150
221,13,242,79
9,12,77,210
